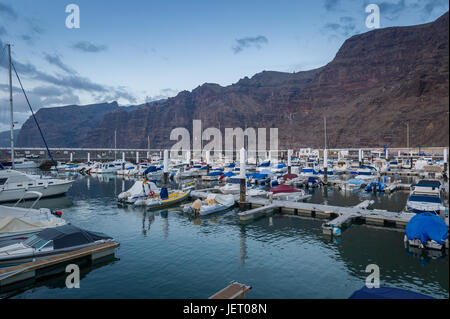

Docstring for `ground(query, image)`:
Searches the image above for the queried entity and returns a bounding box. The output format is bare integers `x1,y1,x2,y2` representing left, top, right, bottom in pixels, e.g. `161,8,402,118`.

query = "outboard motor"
160,187,169,200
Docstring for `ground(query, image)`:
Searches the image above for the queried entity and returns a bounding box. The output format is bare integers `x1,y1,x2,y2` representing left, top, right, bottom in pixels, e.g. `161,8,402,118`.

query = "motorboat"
341,178,365,190
406,180,446,214
0,168,73,203
134,187,191,209
0,191,66,242
306,176,322,188
404,212,448,250
365,181,386,193
0,224,115,267
183,193,235,216
270,184,306,201
117,180,160,204
2,158,38,169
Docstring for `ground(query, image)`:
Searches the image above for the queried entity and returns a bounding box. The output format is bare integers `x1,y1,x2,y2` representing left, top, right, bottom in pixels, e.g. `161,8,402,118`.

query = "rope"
11,62,56,166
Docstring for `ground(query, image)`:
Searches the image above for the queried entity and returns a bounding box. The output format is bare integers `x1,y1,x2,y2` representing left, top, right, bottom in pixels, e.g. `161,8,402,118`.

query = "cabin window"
38,183,43,185
49,182,54,184
28,183,33,186
17,184,22,187
0,178,7,185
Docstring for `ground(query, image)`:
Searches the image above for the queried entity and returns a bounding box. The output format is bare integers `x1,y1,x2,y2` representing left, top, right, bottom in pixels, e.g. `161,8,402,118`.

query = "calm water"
4,173,449,299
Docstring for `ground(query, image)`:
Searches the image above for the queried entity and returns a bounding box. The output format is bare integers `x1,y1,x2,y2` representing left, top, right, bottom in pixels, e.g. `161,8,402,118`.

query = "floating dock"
209,281,252,299
0,242,119,287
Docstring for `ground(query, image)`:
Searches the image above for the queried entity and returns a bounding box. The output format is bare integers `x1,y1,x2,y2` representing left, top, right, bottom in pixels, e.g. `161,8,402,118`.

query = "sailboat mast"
8,44,14,169
324,116,327,149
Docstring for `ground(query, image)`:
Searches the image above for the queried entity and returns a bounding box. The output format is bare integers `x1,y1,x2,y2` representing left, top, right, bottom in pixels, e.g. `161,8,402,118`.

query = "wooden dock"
238,197,414,234
0,242,119,287
209,281,252,299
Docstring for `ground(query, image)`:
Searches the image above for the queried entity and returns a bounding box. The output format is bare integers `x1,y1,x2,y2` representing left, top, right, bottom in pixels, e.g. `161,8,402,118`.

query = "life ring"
148,190,155,198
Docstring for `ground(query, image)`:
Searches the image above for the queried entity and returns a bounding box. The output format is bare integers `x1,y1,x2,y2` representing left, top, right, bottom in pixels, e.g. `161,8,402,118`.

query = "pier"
209,281,252,299
0,242,119,288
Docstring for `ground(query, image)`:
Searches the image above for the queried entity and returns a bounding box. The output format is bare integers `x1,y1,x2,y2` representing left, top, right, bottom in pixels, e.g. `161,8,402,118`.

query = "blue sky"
0,0,448,131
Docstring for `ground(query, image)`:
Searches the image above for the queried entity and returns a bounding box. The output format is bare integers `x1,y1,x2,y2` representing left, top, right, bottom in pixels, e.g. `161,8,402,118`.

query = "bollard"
288,149,292,174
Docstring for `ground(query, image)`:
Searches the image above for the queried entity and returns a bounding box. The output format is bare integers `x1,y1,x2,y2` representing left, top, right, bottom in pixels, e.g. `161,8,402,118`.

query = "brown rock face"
18,12,449,150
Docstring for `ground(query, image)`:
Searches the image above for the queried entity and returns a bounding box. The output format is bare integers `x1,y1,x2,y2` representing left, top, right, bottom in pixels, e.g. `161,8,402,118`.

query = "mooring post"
358,149,362,167
70,152,73,162
287,149,292,174
122,152,125,169
206,150,210,175
239,147,247,209
87,152,90,163
443,148,448,182
163,149,169,185
323,148,328,185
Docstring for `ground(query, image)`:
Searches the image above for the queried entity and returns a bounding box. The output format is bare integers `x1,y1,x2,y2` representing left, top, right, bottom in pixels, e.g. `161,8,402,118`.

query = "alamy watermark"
365,264,380,288
66,264,80,288
365,4,380,29
66,4,80,29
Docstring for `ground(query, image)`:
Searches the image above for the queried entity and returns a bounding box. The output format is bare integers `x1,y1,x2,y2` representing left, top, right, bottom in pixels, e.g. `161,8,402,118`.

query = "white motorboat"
117,180,160,204
183,193,235,216
0,191,67,242
406,180,446,214
0,169,73,203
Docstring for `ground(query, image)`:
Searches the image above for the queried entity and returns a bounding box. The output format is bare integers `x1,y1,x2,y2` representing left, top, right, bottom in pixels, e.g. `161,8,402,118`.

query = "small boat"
406,180,445,214
365,181,386,192
0,191,66,242
135,187,191,209
183,193,235,216
342,178,365,190
270,184,306,201
306,176,322,188
404,212,448,250
117,180,160,204
202,170,224,181
0,224,115,267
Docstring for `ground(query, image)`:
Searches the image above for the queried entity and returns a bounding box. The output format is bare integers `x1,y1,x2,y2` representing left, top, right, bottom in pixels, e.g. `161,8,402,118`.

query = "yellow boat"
143,190,191,209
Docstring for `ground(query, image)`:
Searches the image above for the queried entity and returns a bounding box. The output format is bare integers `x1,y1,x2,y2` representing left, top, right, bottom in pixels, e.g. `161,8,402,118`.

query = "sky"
0,0,448,131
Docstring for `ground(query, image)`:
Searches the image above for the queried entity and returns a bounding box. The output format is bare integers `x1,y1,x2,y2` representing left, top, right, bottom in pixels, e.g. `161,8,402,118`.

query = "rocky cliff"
17,12,449,149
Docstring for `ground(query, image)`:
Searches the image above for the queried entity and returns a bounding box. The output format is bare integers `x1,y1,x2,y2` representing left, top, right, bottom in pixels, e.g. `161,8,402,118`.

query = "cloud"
21,34,34,45
378,0,407,20
71,41,108,53
323,16,357,37
324,0,340,11
145,88,179,102
422,0,448,15
232,36,268,54
0,2,17,20
43,53,77,74
0,26,6,36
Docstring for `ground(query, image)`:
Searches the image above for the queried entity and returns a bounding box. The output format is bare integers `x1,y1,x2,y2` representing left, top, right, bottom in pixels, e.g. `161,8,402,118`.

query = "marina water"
4,172,449,299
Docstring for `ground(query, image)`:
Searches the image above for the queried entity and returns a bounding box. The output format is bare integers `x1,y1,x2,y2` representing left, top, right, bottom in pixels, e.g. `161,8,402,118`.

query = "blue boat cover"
144,166,158,174
223,172,235,177
408,195,442,203
349,286,434,299
251,173,268,179
160,187,169,200
258,161,270,167
207,171,223,176
405,212,448,245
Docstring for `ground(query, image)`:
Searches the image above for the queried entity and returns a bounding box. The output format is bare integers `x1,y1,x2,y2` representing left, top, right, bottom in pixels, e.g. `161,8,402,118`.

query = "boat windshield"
23,235,53,249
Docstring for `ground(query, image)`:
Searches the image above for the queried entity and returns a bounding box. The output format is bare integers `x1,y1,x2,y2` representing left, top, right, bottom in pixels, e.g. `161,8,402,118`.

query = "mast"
114,129,117,160
324,116,327,149
8,44,14,169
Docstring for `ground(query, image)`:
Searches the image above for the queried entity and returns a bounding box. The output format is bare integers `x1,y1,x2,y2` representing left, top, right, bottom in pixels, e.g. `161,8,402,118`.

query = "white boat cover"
206,194,235,207
118,181,158,199
0,215,65,235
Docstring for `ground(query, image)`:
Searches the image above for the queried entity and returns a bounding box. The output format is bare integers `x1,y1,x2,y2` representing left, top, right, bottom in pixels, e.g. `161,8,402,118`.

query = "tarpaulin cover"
349,286,434,299
251,173,268,179
405,212,448,245
207,171,223,176
270,184,301,194
144,166,158,174
38,224,111,249
408,195,442,203
223,172,235,177
160,187,169,200
258,161,270,167
282,174,298,180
